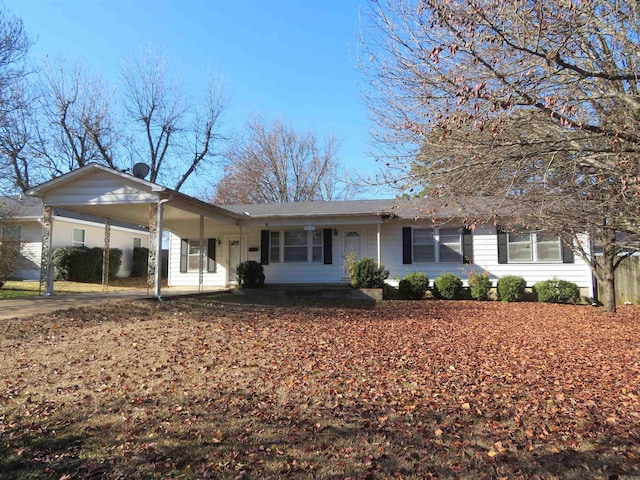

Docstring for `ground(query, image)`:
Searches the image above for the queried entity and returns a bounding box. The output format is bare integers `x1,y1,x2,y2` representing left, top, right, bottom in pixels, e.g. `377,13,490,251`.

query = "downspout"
155,195,173,299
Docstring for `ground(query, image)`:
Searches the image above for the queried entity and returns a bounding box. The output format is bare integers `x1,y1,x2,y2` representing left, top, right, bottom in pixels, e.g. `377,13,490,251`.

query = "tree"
36,58,122,176
213,116,356,204
120,48,227,191
0,200,21,288
0,7,34,193
361,0,640,312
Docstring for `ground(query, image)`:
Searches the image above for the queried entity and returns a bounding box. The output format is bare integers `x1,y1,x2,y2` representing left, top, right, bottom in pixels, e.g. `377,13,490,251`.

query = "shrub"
398,272,429,300
52,246,122,283
497,275,526,302
0,241,20,288
237,260,265,288
350,258,389,289
534,279,581,304
468,272,492,301
130,246,149,277
433,273,463,300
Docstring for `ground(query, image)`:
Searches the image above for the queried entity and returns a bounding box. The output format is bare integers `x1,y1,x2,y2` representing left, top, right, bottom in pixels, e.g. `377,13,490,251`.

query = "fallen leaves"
0,297,639,479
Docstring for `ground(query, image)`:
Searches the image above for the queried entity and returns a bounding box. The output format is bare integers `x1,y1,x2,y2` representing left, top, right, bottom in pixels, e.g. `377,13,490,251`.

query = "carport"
26,163,242,298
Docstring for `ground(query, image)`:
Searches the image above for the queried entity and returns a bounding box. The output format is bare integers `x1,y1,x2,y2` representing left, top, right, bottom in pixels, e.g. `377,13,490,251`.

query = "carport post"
39,205,54,295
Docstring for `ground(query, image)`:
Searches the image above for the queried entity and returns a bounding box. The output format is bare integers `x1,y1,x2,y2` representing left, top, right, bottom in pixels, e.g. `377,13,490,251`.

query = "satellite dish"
132,163,150,179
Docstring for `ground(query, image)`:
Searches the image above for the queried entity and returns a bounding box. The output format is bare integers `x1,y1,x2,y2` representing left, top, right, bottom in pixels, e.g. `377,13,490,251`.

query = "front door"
228,240,240,285
342,230,362,278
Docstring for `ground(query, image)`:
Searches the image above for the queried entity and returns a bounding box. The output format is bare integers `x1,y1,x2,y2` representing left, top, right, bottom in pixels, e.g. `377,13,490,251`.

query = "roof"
220,197,504,220
0,195,149,232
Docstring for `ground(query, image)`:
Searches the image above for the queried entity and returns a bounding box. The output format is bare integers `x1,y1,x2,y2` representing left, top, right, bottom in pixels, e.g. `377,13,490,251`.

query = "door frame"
223,234,247,285
341,229,363,278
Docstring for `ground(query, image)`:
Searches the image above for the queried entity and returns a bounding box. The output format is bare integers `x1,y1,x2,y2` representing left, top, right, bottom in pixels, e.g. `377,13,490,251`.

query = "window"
72,228,85,247
133,237,142,249
179,238,216,273
412,228,462,263
269,231,280,263
0,225,21,241
439,228,463,262
506,232,562,263
269,230,323,263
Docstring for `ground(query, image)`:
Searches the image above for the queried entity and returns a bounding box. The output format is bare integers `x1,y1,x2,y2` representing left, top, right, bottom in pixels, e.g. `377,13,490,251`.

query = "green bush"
433,273,463,300
237,260,265,288
130,246,149,277
468,272,492,301
52,246,122,283
534,279,580,304
350,258,389,289
398,272,429,300
497,275,526,302
0,241,20,288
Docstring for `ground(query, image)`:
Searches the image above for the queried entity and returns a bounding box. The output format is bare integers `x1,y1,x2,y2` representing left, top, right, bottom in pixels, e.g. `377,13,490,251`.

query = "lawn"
0,278,153,299
0,296,639,479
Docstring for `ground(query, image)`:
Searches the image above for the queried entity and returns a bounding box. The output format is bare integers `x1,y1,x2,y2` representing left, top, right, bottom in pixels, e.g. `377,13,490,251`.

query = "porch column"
39,205,54,295
377,223,381,266
198,215,204,292
148,204,158,296
102,218,111,292
239,222,243,264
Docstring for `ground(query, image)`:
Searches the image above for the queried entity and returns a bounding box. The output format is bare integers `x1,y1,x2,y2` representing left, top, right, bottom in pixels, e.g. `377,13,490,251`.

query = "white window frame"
412,227,462,263
507,232,562,263
187,239,203,272
1,225,21,241
72,228,86,247
270,229,323,264
133,237,142,249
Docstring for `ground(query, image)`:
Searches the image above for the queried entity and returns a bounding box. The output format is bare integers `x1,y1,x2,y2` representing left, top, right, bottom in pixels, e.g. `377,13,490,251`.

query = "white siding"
166,221,593,294
380,221,592,292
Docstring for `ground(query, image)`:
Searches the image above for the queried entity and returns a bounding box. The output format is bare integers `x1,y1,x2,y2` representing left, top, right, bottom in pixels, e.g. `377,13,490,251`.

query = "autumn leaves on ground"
1,295,639,479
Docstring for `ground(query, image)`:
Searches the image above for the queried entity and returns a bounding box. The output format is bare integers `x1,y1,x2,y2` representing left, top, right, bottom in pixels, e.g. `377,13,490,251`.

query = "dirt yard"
1,295,639,479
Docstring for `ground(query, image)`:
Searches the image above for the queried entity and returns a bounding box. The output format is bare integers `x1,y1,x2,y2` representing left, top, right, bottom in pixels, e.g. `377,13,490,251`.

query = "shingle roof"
220,197,504,220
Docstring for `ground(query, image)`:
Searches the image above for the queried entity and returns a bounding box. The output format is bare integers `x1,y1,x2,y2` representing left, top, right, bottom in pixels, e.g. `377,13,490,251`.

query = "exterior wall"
12,220,42,280
380,221,593,294
51,217,149,277
167,221,594,295
10,217,148,280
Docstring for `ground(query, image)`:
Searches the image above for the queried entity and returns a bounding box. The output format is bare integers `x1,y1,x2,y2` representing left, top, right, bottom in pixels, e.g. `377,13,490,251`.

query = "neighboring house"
0,195,149,281
25,164,594,298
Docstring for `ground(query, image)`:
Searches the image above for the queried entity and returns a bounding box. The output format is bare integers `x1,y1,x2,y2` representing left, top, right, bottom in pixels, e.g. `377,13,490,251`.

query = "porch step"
234,284,381,301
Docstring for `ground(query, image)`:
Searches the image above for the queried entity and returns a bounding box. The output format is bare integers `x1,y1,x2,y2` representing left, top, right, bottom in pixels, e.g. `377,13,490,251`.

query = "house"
25,163,595,298
0,195,149,281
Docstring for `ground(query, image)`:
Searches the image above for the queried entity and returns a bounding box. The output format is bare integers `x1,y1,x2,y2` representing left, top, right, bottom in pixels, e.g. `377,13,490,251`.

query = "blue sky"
8,0,383,196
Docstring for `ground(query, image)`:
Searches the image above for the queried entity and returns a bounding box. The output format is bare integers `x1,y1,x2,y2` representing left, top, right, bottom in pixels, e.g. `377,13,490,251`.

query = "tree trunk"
599,229,618,313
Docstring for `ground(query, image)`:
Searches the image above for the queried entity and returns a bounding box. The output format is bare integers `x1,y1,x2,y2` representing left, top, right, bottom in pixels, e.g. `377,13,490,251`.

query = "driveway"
0,287,229,320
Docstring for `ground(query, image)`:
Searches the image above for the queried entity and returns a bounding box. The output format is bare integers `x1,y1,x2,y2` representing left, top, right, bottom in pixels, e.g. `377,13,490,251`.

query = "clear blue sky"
7,0,381,196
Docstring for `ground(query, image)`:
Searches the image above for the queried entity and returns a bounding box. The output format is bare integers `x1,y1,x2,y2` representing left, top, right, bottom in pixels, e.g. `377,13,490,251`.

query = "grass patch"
0,278,153,299
0,297,639,479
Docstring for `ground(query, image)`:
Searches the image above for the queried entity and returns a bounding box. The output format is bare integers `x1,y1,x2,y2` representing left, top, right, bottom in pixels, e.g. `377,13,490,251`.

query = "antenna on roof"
132,163,150,179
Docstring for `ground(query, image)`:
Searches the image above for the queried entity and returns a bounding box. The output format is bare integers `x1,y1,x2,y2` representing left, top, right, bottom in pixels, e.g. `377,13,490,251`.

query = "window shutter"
260,230,269,265
562,241,575,263
497,228,508,264
462,227,473,264
323,228,332,264
207,238,216,272
402,227,412,264
180,238,188,273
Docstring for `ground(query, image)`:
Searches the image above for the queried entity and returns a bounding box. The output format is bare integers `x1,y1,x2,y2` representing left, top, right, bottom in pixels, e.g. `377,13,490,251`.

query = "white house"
25,164,594,298
1,195,149,281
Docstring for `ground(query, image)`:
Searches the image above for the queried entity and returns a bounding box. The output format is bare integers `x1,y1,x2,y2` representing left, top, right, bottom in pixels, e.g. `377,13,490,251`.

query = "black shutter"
402,227,412,264
323,228,332,264
207,238,216,272
562,240,575,263
497,227,508,264
260,230,269,265
462,227,473,264
180,238,188,273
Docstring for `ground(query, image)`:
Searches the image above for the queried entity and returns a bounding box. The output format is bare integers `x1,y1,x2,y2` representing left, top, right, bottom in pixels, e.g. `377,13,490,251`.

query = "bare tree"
0,7,36,193
361,0,640,312
121,48,226,191
212,116,353,204
36,58,121,175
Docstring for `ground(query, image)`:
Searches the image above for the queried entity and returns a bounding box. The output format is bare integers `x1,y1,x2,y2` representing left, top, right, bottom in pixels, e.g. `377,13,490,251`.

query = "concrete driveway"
0,287,229,320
